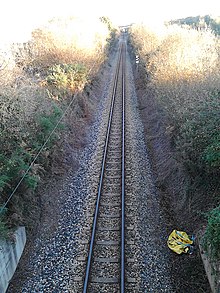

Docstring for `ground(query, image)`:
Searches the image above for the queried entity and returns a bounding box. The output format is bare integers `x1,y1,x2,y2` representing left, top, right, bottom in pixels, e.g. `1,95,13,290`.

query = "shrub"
0,105,64,221
203,206,220,260
0,208,9,239
169,15,220,35
36,105,63,144
175,93,220,174
45,63,89,96
203,135,220,168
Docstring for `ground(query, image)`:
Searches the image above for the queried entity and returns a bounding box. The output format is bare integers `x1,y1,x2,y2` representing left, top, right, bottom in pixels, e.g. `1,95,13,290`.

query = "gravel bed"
89,283,120,293
124,50,176,292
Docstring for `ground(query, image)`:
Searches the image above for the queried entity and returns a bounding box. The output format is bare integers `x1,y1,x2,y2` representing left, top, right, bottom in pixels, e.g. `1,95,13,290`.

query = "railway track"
81,39,127,292
71,38,138,293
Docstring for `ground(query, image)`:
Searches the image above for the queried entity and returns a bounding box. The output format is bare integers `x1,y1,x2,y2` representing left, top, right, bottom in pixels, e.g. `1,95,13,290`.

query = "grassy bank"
129,21,220,257
0,16,117,237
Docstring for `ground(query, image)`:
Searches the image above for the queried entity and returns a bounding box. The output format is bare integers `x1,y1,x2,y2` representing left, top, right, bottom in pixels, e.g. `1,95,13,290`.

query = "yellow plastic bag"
167,230,194,254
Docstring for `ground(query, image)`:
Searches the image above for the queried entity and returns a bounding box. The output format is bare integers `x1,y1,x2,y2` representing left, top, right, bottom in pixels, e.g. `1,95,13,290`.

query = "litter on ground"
167,230,195,254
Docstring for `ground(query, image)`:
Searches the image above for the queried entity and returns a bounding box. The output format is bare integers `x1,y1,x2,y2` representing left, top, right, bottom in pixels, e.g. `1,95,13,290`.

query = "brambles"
29,17,110,77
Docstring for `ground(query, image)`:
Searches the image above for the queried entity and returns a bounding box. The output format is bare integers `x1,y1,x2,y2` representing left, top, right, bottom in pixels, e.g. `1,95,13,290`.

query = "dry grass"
0,16,113,230
0,15,111,142
130,22,220,224
131,24,220,120
130,24,220,169
28,17,109,74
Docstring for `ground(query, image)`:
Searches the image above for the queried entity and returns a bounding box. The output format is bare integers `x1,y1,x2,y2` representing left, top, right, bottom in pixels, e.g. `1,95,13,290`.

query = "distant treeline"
168,15,220,35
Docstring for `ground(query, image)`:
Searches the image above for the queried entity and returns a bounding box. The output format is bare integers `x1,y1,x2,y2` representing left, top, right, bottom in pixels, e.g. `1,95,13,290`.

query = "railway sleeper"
99,201,121,207
91,277,119,283
94,257,119,263
98,213,120,218
95,240,119,245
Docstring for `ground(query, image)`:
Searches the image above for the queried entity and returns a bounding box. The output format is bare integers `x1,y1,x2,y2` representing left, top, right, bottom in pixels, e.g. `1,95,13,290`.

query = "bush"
45,63,89,96
175,92,220,174
36,105,63,144
0,146,39,196
0,105,64,222
0,174,10,192
0,209,9,239
203,135,220,168
203,206,220,260
100,16,118,50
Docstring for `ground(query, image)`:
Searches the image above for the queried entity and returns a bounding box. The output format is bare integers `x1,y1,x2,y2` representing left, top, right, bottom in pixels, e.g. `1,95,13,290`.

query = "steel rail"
83,42,124,293
121,41,126,293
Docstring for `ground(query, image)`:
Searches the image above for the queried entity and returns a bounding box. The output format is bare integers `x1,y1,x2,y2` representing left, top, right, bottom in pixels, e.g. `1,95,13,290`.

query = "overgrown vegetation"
0,209,9,239
45,63,89,96
0,16,116,238
203,206,220,260
100,16,118,50
168,15,220,35
130,22,220,177
129,19,220,258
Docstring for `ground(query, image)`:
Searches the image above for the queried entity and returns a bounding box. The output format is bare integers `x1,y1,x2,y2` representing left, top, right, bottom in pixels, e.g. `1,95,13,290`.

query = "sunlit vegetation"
0,16,116,236
168,15,220,35
129,21,220,256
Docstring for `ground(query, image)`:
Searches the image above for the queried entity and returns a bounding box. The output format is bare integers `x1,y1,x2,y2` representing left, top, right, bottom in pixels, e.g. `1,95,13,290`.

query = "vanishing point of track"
82,39,127,293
